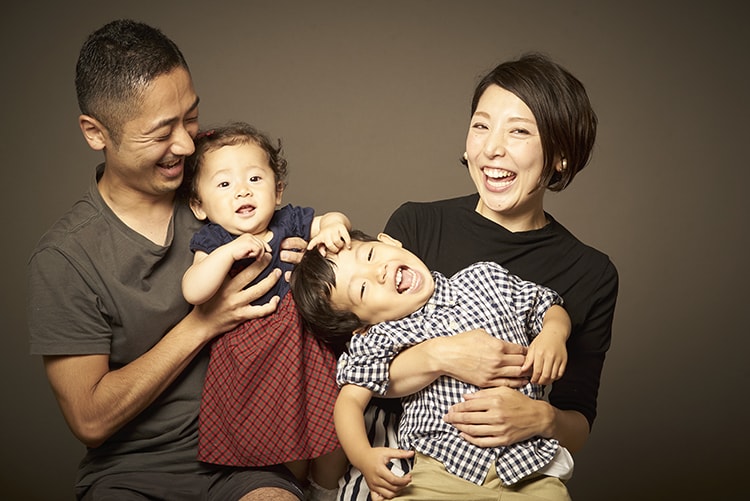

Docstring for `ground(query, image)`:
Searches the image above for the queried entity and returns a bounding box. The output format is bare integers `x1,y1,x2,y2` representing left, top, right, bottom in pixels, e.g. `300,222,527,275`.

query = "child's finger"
340,231,351,248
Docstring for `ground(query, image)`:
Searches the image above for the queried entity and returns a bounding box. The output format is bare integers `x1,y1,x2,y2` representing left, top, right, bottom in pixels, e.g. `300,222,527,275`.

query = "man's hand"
279,236,306,282
192,252,280,336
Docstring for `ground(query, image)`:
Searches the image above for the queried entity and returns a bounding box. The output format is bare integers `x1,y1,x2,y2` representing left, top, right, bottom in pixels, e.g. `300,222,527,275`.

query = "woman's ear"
78,114,108,151
377,233,403,248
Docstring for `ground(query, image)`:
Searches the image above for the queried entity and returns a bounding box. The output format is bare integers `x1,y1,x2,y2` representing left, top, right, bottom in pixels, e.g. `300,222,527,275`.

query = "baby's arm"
522,304,571,385
182,233,271,305
335,384,413,499
308,211,351,254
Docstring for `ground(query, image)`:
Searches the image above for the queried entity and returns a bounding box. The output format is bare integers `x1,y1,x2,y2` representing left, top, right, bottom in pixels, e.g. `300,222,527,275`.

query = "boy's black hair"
290,229,377,343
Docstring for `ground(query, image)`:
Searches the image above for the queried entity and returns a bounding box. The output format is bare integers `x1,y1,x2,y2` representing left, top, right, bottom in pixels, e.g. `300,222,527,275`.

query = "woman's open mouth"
483,167,515,189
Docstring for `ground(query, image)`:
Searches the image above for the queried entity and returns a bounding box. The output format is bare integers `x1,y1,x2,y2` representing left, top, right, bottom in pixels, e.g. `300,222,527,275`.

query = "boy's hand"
307,223,351,255
231,233,271,261
522,333,567,385
355,447,413,500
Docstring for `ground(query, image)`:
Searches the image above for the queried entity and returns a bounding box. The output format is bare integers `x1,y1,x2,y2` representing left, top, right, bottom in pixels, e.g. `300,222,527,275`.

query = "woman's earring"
463,151,468,161
560,158,568,171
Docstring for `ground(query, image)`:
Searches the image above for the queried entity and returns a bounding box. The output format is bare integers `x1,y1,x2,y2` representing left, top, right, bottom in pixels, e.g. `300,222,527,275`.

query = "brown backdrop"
2,1,748,499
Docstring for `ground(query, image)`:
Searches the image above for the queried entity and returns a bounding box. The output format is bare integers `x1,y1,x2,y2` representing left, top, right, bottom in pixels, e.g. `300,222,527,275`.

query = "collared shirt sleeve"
336,326,404,396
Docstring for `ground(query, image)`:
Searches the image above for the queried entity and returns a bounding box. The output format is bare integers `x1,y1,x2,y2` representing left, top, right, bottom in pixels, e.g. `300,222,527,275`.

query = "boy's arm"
308,212,351,253
182,234,270,304
522,304,571,385
335,384,413,498
334,384,376,464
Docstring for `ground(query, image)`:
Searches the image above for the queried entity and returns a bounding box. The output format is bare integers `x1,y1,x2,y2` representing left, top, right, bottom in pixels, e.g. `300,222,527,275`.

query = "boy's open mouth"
396,266,417,293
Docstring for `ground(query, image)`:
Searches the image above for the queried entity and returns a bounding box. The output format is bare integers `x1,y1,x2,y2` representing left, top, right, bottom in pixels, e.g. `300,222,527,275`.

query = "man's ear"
78,114,108,151
189,199,207,221
377,233,403,248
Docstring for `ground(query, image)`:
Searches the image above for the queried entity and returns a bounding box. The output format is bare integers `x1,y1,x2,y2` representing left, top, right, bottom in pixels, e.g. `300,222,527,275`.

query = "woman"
339,53,618,500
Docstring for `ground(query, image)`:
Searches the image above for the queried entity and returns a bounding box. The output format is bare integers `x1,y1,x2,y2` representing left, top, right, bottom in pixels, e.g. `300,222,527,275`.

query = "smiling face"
190,142,283,236
93,67,200,200
465,84,549,232
327,234,435,326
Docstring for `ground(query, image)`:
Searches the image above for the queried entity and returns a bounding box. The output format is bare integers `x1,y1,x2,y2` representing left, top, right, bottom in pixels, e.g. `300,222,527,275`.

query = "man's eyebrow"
144,96,200,135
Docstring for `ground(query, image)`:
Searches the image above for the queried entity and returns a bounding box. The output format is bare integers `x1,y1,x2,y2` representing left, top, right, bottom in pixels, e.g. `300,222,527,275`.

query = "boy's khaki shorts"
395,452,571,501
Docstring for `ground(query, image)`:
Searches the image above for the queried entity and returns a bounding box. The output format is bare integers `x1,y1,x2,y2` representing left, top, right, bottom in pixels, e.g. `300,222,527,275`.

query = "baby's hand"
231,233,271,261
522,334,567,385
307,224,351,255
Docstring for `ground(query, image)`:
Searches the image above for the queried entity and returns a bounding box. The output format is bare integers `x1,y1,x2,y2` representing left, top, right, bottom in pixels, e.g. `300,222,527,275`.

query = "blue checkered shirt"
337,261,562,485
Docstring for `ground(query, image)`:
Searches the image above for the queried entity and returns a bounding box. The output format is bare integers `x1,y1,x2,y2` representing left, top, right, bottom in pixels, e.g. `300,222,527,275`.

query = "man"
28,19,304,500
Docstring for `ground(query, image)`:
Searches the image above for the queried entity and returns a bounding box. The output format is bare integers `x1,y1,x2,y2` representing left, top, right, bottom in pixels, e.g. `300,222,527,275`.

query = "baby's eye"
360,282,367,300
249,175,261,183
217,181,230,188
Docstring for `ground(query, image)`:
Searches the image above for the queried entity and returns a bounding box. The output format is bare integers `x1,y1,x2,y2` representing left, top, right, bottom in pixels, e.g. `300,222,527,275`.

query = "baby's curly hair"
290,230,377,343
181,121,288,203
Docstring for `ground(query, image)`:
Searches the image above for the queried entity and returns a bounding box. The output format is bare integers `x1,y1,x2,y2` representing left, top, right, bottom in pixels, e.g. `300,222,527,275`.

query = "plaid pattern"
198,293,340,466
338,262,561,486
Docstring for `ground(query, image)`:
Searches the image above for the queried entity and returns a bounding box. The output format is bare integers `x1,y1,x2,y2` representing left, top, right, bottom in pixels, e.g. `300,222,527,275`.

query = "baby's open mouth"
236,204,255,214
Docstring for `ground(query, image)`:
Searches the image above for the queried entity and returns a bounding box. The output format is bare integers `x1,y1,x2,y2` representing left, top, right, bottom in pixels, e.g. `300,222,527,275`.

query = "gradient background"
2,1,748,499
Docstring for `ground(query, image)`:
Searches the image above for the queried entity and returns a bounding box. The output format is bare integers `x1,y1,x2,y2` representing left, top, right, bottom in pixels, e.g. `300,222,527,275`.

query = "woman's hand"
387,329,529,397
443,386,554,447
438,329,530,388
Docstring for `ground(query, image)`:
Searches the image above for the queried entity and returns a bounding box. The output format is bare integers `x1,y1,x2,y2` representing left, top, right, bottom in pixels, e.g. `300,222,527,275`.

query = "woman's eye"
367,248,373,261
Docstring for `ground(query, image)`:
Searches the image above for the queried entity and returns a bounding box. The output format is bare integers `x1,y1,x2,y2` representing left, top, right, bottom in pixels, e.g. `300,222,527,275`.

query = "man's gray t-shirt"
28,165,208,489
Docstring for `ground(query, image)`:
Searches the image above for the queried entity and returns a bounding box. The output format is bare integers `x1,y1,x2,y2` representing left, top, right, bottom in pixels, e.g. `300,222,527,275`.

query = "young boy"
290,230,574,501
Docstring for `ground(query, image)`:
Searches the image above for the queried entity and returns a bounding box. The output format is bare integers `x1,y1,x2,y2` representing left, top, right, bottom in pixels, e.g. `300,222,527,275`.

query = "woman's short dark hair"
75,19,190,142
463,52,597,191
290,230,377,343
183,122,288,205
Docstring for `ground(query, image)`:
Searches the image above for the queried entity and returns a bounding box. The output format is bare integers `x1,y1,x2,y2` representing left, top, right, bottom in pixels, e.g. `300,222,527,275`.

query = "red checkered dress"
198,293,340,466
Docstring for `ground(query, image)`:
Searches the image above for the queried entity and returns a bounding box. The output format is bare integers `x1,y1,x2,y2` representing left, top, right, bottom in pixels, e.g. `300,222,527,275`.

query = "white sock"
306,478,338,501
